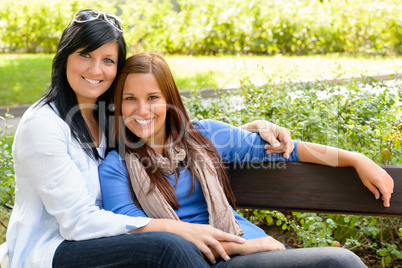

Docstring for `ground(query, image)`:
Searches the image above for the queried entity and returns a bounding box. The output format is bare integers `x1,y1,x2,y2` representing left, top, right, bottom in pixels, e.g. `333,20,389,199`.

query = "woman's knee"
319,247,366,268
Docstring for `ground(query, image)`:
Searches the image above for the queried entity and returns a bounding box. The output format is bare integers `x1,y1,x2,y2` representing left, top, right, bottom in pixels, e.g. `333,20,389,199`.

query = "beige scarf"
125,146,244,236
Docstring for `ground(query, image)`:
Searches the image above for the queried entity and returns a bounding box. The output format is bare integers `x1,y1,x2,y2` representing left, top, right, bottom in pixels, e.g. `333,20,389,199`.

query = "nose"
136,101,150,117
89,60,102,76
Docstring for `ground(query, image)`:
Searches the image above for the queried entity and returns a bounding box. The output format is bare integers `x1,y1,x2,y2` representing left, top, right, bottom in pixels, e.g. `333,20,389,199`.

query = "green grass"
0,53,401,106
166,54,402,88
0,54,53,106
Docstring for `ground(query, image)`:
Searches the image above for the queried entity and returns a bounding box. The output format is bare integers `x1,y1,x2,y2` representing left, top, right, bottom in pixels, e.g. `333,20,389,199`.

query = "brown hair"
113,52,236,209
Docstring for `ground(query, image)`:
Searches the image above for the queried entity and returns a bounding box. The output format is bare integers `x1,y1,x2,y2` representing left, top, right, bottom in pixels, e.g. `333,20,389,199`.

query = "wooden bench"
228,162,402,217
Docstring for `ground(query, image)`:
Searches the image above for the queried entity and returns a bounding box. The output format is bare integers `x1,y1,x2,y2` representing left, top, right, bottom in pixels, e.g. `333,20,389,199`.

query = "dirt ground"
259,224,402,268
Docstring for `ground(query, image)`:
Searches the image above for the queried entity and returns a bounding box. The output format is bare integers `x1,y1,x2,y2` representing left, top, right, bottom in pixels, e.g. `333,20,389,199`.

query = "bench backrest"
228,162,402,217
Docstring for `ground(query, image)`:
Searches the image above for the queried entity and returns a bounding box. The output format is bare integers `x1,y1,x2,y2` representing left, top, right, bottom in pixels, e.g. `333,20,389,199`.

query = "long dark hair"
41,18,127,160
113,52,236,209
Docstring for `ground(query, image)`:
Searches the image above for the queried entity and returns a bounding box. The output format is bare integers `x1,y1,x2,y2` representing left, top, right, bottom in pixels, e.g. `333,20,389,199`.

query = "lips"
134,118,154,126
83,77,102,84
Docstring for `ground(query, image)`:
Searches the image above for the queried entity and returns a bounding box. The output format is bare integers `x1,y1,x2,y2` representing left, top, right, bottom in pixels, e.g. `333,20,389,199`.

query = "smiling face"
122,73,168,151
66,40,118,105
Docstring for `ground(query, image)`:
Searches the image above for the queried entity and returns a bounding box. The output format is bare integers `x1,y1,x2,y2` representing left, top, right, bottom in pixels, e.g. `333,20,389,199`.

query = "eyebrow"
76,50,117,58
122,92,162,96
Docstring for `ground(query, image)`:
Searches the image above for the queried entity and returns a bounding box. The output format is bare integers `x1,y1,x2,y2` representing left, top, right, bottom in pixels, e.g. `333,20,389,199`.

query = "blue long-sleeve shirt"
99,119,299,239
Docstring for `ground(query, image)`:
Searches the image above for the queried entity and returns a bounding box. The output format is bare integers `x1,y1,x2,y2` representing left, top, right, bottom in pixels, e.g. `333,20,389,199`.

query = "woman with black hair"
2,9,296,268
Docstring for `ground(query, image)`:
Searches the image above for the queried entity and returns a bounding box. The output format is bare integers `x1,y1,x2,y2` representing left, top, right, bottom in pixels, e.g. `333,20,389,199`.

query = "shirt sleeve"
13,108,150,240
99,151,149,219
193,119,300,163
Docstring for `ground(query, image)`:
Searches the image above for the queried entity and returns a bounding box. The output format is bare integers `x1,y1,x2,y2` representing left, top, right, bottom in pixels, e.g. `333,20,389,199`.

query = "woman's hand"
264,141,289,155
238,236,286,255
130,219,245,264
212,236,285,258
353,154,394,207
241,120,294,159
172,222,245,263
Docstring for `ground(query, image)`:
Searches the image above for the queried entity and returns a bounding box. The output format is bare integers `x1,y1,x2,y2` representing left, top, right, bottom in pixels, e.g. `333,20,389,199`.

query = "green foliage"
0,0,118,53
0,0,71,53
0,109,15,243
89,0,402,55
183,76,401,265
185,73,401,163
382,121,402,165
246,209,402,265
1,0,401,55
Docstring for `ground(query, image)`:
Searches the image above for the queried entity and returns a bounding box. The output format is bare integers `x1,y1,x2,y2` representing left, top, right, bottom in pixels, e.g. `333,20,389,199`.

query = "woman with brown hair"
99,52,393,267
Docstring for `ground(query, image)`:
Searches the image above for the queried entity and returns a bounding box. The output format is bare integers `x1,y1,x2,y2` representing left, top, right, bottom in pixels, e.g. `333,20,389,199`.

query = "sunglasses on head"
73,9,124,32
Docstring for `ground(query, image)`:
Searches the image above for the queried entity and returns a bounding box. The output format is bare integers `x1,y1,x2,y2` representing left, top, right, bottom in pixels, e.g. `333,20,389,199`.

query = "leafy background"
0,0,401,55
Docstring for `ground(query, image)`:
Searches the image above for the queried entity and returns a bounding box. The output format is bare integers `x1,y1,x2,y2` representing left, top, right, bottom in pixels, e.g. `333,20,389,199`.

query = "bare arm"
297,141,394,207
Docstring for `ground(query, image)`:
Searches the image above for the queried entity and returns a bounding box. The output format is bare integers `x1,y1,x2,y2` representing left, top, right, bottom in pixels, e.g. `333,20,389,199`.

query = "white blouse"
5,102,151,268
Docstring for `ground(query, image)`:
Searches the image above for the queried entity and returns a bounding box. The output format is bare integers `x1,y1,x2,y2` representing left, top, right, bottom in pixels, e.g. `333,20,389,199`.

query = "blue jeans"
52,232,209,268
212,247,367,268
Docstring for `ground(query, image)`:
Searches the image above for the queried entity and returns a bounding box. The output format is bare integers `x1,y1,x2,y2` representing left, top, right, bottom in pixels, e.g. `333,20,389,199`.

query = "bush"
1,0,401,55
118,0,402,56
0,0,119,53
0,109,15,243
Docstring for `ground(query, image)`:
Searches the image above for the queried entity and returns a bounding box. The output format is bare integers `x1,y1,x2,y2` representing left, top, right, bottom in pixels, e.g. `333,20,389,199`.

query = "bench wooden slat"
228,162,402,217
